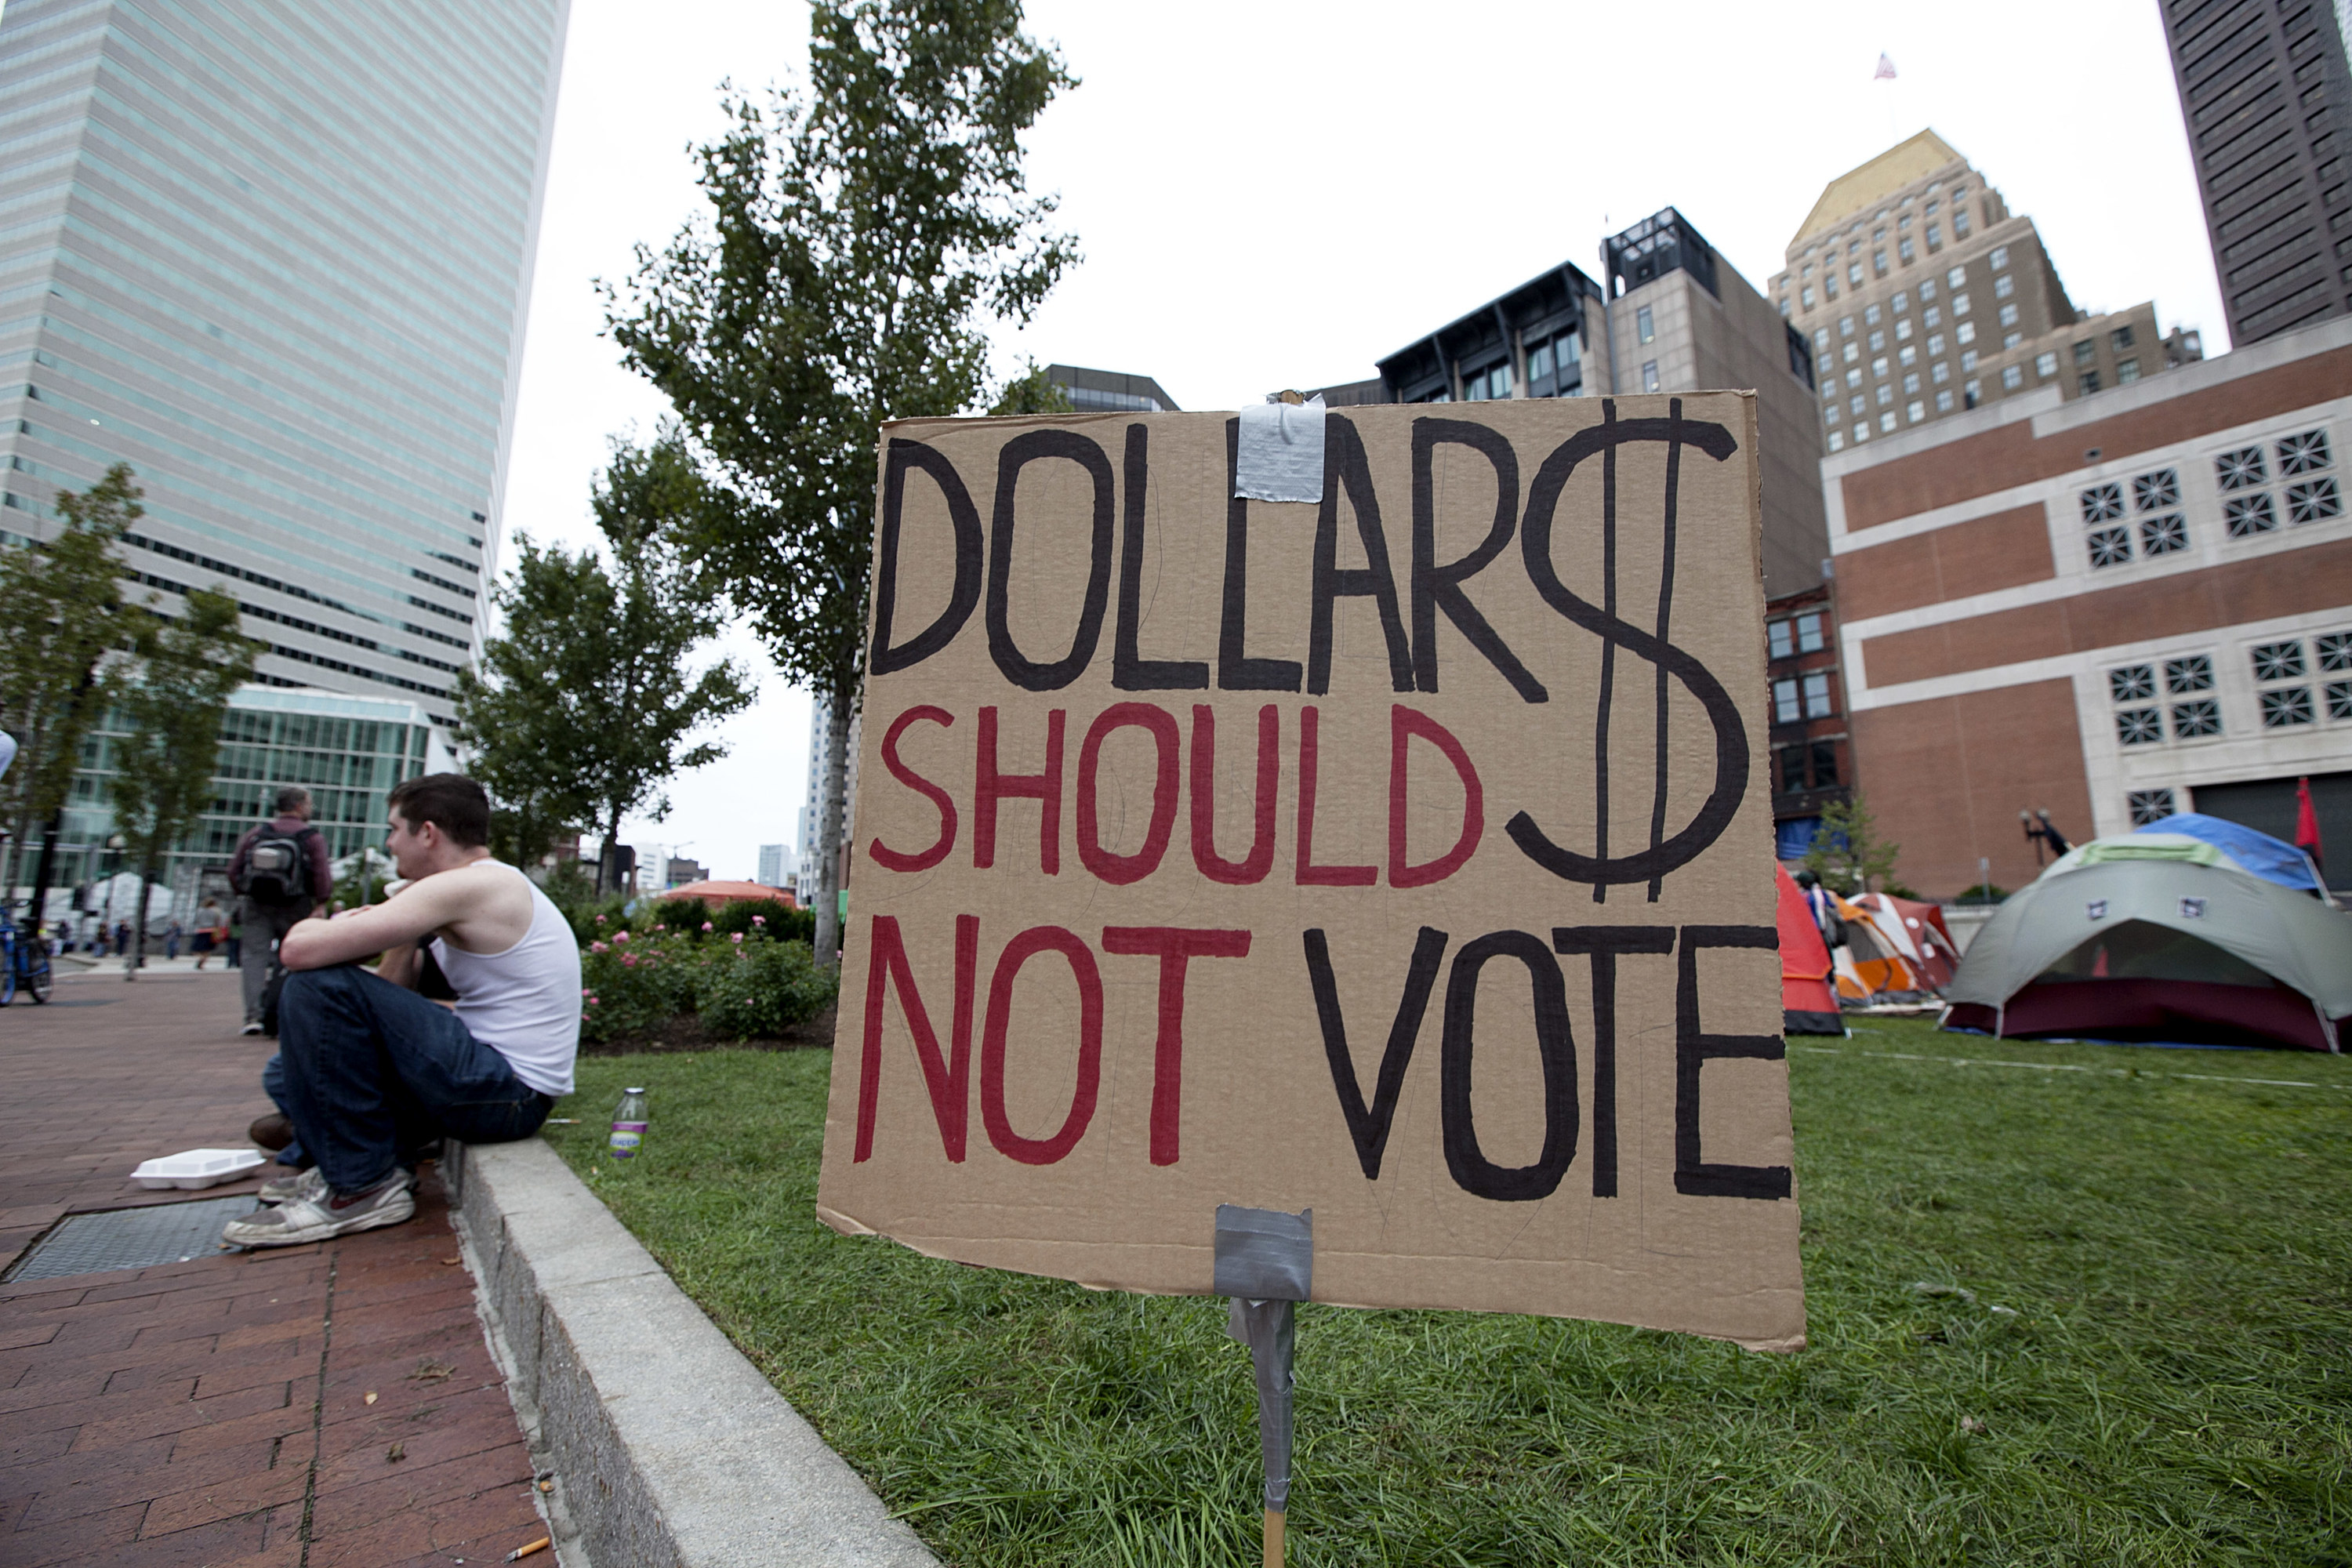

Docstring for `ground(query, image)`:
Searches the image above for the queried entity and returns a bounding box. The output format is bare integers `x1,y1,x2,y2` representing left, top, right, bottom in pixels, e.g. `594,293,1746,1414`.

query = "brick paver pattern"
0,967,551,1566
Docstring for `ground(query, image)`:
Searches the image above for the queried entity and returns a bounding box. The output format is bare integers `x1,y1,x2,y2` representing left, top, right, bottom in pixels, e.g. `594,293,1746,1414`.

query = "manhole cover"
3,1194,260,1282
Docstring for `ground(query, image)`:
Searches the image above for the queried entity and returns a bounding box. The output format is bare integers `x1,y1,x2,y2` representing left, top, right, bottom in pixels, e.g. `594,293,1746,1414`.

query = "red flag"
2295,776,2323,871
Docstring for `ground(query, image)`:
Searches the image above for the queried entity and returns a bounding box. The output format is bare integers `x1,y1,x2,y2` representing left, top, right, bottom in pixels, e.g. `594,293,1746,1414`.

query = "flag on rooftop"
1874,53,1898,79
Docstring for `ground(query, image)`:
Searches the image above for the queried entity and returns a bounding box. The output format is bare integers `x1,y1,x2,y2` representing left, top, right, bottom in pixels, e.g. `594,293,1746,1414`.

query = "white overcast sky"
499,0,2223,883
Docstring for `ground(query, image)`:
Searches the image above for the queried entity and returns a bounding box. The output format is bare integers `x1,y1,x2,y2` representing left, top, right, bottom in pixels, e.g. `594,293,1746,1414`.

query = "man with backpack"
230,787,333,1035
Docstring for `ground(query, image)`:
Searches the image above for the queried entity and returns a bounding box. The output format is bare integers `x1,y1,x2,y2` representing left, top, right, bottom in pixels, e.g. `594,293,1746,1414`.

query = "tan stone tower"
1769,132,2200,455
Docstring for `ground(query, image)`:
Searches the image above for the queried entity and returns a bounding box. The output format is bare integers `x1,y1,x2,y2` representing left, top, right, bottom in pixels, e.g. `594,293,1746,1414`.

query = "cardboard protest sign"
816,396,1804,1352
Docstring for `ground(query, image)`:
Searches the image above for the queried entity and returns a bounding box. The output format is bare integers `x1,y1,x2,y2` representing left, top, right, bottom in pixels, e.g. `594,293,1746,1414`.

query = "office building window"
2287,477,2343,524
1868,330,1886,352
1813,327,1830,351
1853,423,1869,443
1823,400,1839,422
1902,371,1920,394
1849,264,1864,287
1796,612,1824,653
1873,250,1888,276
1825,276,1838,299
1642,361,1659,392
1529,341,1553,382
1960,349,1979,372
2116,706,2164,745
2003,332,2022,350
1920,278,1939,303
1490,364,1512,398
2116,359,2140,384
1878,411,1897,434
1800,287,1816,310
1907,400,1926,423
1637,305,1655,345
2172,697,2221,736
1957,321,1976,347
2035,351,2059,378
1952,208,1970,238
1871,355,1889,377
2225,493,2278,536
2140,513,2188,554
1849,395,1864,416
2111,665,2165,743
1931,361,1949,383
1843,342,1860,365
1866,303,1883,325
2134,469,2180,511
2110,664,2157,702
1926,222,1941,248
2079,372,2100,395
2073,339,2096,367
2254,640,2305,682
1840,315,1857,337
1927,332,1946,356
1994,274,2014,299
1779,296,1791,318
1846,369,1861,390
2002,365,2024,390
2111,325,2134,351
1768,619,1794,659
1947,267,1967,289
1963,377,1982,407
1802,671,1834,717
2278,429,2332,474
1898,238,1915,263
2216,445,2267,491
1772,678,1801,723
1924,304,1942,327
1827,429,1845,452
1991,245,2009,270
1876,384,1895,406
1998,303,2019,328
1899,344,1918,368
2127,788,2177,826
1895,317,1913,341
1953,292,1971,316
2165,654,2213,695
1935,388,1954,412
2081,484,2125,524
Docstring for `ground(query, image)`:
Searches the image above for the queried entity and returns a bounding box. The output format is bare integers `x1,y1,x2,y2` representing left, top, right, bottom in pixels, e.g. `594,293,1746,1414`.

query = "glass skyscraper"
0,0,569,730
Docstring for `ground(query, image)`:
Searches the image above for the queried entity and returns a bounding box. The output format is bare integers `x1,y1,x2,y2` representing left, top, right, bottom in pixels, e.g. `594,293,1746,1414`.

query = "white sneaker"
239,1022,264,1036
256,1165,327,1205
222,1174,414,1248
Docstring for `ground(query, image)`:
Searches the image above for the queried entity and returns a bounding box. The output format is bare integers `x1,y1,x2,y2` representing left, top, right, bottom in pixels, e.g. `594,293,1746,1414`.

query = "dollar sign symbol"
1509,397,1749,902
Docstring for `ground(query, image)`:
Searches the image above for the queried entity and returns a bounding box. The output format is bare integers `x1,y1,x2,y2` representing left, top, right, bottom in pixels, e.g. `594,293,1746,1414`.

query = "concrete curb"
448,1139,940,1568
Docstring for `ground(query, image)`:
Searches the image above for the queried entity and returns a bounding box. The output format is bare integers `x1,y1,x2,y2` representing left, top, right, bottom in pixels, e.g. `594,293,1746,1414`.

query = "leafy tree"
110,585,260,975
1804,793,1903,897
453,431,753,895
606,0,1079,962
0,464,140,930
989,358,1073,416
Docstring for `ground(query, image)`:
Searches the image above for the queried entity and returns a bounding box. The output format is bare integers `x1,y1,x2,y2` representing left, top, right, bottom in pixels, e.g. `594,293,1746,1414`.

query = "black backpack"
241,826,318,906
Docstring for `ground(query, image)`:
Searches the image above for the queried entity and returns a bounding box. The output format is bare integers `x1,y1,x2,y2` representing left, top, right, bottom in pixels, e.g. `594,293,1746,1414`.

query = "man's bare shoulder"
413,858,537,950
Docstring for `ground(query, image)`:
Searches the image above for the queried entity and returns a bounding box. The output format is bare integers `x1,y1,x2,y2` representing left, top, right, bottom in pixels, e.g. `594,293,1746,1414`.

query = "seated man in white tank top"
222,773,581,1248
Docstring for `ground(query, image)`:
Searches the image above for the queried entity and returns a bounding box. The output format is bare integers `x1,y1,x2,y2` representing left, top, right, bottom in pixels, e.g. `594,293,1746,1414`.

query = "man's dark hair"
387,773,492,849
275,786,311,815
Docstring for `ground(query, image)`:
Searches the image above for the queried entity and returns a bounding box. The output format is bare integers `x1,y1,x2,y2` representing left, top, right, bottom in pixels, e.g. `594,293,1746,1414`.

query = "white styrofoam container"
130,1148,267,1189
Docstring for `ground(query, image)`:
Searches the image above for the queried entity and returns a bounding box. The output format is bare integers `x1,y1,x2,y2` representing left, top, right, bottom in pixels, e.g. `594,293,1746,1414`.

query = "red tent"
1777,866,1842,1033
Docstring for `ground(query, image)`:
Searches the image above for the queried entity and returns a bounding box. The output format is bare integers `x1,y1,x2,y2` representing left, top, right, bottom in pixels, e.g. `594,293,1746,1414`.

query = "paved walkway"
0,969,552,1566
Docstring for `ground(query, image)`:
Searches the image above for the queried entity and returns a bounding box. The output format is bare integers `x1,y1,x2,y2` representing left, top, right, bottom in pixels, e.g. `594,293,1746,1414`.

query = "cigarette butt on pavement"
505,1538,551,1563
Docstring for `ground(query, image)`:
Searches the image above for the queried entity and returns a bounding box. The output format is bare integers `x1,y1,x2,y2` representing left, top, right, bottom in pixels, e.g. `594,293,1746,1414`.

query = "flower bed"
579,912,837,1045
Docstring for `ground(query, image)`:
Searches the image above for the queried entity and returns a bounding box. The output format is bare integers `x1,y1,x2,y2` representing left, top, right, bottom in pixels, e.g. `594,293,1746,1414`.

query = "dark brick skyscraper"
2159,0,2352,344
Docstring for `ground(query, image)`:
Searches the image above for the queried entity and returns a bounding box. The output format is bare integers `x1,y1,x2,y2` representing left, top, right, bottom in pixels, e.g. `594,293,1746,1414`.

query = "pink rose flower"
731,932,744,944
622,953,638,967
615,931,630,943
594,913,607,924
702,921,714,932
590,940,609,953
752,915,766,927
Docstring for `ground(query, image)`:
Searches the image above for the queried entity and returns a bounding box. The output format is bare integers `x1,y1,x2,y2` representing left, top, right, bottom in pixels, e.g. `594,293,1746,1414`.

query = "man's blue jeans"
277,964,554,1194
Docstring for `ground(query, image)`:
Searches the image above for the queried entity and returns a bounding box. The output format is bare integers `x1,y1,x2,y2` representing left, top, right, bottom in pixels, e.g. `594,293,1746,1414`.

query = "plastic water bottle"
608,1087,648,1160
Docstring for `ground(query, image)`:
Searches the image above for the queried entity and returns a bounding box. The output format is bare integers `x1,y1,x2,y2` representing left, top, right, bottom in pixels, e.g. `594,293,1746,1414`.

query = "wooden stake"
1264,1507,1285,1568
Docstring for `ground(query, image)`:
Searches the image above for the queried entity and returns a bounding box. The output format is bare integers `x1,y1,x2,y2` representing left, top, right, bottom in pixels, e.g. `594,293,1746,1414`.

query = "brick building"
1764,583,1851,859
1824,315,2352,898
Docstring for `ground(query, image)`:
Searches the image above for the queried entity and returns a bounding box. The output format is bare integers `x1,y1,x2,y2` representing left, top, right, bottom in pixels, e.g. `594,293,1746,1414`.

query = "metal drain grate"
3,1194,260,1283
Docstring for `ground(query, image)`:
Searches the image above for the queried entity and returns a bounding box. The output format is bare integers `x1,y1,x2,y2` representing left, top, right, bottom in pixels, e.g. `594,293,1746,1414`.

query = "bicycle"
0,916,55,1006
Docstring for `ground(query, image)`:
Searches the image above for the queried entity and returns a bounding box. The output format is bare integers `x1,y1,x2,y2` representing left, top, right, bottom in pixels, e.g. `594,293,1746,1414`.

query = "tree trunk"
601,801,625,899
27,812,62,943
812,689,851,967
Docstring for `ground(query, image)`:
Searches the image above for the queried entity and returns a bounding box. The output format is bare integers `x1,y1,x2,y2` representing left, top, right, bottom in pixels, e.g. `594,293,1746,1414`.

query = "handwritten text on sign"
817,399,1804,1351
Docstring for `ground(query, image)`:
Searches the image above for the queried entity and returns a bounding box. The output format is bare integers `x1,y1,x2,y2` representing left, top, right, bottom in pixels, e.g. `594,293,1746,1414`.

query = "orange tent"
659,879,798,908
1831,891,1960,1003
1776,866,1842,1033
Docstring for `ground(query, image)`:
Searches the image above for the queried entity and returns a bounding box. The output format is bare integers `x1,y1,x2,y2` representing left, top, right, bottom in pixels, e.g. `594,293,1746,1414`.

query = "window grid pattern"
2109,654,2227,747
2127,789,2177,826
2245,628,2352,731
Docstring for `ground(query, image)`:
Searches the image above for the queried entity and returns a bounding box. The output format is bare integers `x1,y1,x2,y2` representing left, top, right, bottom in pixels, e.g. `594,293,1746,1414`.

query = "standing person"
224,902,243,969
163,917,183,960
191,897,227,970
223,774,579,1248
229,787,332,1036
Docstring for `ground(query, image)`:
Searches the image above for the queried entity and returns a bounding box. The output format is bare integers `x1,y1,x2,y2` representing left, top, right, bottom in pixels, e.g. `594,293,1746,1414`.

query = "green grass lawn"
544,1022,2352,1566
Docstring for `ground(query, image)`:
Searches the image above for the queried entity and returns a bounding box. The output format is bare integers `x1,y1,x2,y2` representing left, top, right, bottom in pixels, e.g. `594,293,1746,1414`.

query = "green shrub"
576,916,836,1044
710,897,814,943
648,895,713,935
697,936,836,1041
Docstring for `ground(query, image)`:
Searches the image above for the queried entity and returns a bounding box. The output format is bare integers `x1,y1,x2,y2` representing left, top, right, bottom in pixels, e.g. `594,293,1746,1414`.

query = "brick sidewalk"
0,969,551,1566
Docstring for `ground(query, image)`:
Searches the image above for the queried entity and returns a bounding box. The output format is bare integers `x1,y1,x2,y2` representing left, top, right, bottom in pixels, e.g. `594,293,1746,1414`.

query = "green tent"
1945,836,2352,1051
